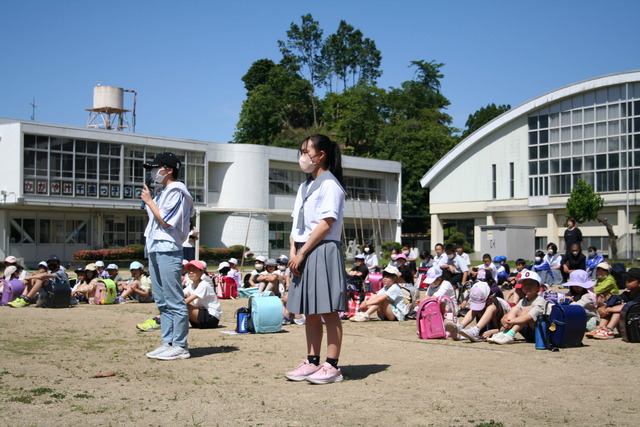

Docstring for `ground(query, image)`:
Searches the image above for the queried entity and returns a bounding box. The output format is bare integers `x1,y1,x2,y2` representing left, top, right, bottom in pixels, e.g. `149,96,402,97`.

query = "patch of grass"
70,404,85,412
0,370,9,375
9,395,33,404
73,393,94,399
31,387,54,396
474,421,504,427
51,393,66,400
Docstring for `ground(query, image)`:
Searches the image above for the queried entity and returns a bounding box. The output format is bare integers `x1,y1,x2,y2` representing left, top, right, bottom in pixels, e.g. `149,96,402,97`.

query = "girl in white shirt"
183,260,221,329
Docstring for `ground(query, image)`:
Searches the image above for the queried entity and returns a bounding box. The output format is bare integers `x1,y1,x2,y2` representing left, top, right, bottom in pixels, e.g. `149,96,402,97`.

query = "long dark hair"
300,134,344,186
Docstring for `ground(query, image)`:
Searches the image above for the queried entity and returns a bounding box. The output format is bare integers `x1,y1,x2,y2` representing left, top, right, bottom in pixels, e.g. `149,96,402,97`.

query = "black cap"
75,267,85,273
143,152,182,170
627,268,640,282
47,255,60,262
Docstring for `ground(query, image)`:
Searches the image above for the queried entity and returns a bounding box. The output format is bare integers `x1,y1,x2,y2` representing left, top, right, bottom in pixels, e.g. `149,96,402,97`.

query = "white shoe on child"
444,320,461,340
460,326,481,342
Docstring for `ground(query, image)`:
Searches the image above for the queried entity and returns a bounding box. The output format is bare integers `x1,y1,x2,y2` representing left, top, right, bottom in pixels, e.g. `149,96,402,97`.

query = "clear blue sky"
2,0,639,143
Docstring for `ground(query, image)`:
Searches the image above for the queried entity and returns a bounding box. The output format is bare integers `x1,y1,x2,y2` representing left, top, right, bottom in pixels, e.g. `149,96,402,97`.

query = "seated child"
446,281,511,341
106,264,123,283
590,267,640,339
487,270,546,344
9,255,69,307
116,261,153,303
350,265,407,322
585,246,604,279
348,254,369,281
504,259,527,289
256,258,281,294
593,262,620,307
248,256,267,288
421,265,456,301
183,260,221,329
562,269,598,331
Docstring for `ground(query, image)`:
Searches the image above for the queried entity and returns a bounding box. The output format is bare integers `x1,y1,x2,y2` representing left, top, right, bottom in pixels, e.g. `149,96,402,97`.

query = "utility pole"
29,98,37,121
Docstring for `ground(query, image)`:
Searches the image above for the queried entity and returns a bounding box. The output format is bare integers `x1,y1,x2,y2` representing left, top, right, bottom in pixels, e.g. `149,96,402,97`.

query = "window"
10,218,36,244
509,162,514,198
269,222,291,250
492,164,496,199
343,176,383,200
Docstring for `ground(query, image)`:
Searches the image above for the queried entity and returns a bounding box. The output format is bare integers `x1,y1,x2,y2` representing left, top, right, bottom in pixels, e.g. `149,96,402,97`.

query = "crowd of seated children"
1,266,23,303
542,243,563,285
363,243,379,273
486,270,546,344
446,281,511,342
585,246,604,279
350,265,407,322
589,267,640,339
8,255,68,308
593,262,620,309
402,245,418,268
492,256,509,285
116,261,153,304
71,264,99,302
5,256,28,280
560,269,598,331
455,245,471,268
416,265,457,304
469,254,498,283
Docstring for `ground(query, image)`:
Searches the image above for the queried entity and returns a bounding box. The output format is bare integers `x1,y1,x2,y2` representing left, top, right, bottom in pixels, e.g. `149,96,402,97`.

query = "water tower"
86,85,137,131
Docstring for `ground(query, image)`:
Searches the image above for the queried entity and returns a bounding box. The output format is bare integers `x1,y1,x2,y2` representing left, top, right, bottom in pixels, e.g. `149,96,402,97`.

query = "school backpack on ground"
610,263,627,290
246,291,283,333
416,296,456,339
1,279,26,305
364,273,383,293
399,283,420,315
547,302,587,348
37,279,72,308
620,301,640,343
217,276,238,299
93,279,117,305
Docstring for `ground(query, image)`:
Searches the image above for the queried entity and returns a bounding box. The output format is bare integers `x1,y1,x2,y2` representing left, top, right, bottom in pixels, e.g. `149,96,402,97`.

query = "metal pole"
240,212,253,272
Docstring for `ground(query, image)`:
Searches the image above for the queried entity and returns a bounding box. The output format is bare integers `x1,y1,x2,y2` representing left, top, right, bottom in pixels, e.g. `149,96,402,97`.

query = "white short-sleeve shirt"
291,174,345,242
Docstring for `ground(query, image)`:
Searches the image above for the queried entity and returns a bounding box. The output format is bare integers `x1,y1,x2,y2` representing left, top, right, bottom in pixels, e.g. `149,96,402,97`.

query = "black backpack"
610,263,627,290
620,301,640,343
37,279,72,308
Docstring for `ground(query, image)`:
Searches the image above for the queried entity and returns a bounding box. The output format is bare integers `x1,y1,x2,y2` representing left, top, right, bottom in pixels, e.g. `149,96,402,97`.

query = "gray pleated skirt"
286,240,347,315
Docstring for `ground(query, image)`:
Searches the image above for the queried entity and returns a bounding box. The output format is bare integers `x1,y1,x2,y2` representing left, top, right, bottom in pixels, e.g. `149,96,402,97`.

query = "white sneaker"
146,343,172,359
490,332,515,345
156,345,191,360
444,320,461,340
460,326,482,342
293,315,306,325
351,312,370,322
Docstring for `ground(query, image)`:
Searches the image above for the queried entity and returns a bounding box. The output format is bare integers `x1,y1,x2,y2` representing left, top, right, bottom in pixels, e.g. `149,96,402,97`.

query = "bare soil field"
1,296,638,426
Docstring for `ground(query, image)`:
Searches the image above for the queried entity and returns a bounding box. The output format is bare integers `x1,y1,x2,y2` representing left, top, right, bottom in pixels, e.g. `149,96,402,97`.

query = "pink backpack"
416,295,456,339
365,273,383,293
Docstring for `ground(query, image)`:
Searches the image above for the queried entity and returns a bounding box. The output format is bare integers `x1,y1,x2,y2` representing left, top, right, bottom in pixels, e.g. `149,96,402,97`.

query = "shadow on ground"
343,363,390,380
190,345,240,358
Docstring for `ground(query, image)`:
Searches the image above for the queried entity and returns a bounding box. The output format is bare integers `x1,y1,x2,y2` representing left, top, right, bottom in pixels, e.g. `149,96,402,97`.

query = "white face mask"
391,254,397,260
535,257,542,262
447,253,455,260
255,263,264,271
151,167,167,184
402,250,410,255
548,250,555,255
278,265,286,271
572,251,579,256
364,248,370,254
298,153,316,173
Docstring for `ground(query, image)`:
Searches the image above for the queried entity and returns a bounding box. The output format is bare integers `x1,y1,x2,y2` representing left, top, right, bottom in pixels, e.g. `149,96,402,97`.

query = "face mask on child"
151,167,167,184
402,250,410,255
548,249,555,255
298,153,316,174
572,251,579,256
278,265,286,271
390,254,397,260
588,252,595,258
364,248,370,254
535,256,542,263
255,263,264,271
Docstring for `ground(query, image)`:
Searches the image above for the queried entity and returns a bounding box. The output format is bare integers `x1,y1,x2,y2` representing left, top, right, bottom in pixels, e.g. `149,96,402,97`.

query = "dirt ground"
1,292,638,427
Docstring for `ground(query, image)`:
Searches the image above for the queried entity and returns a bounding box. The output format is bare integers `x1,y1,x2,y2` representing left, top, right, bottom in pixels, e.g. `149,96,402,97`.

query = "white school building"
421,71,640,260
0,118,402,267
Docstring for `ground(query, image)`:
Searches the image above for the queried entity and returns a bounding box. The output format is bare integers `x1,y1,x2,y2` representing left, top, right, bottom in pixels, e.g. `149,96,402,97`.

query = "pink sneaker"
306,362,343,385
284,360,321,381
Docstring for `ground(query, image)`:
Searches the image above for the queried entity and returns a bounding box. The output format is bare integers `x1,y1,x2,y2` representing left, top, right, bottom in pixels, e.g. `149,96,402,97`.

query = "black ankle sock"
307,355,320,366
326,357,339,368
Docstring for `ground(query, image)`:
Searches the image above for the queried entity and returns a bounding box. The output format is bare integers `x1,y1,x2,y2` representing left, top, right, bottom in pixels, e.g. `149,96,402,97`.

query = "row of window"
23,134,206,202
268,168,385,200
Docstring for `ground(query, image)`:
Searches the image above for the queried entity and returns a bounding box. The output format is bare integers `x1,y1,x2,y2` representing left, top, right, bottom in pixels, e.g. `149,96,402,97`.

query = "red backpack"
217,276,238,299
416,296,456,339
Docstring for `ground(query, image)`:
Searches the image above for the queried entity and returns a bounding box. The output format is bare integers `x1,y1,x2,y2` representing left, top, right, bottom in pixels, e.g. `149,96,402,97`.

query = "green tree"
278,14,324,127
462,103,511,139
241,59,276,93
566,178,618,258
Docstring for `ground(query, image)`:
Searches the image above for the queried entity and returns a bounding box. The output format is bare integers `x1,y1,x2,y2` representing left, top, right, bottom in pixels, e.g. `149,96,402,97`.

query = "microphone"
141,172,153,209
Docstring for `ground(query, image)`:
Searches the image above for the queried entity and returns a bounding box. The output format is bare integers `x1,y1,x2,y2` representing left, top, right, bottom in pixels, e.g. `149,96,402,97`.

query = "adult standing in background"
182,223,199,262
564,218,583,258
141,152,195,361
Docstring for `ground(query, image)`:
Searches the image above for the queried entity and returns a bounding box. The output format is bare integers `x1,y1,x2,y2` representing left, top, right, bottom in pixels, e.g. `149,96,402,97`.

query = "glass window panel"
621,152,627,167
24,150,35,174
572,110,583,124
572,126,583,139
584,124,594,138
572,158,582,172
608,86,621,102
86,141,98,154
550,159,560,173
561,112,571,126
596,139,607,152
550,144,560,158
37,135,49,149
539,160,548,174
62,139,74,152
596,172,607,192
572,141,583,155
561,127,571,141
608,121,620,135
551,175,560,195
584,91,596,106
584,156,594,170
583,172,594,188
609,153,619,169
608,170,620,191
549,128,559,142
596,154,607,169
39,219,51,243
539,144,548,159
635,151,640,167
529,146,538,160
584,139,595,154
76,140,87,152
87,157,97,180
584,107,594,122
561,159,571,173
596,106,607,121
549,113,560,127
609,104,620,119
24,134,36,149
36,152,48,176
621,170,627,191
608,137,620,151
561,174,571,194
50,137,63,151
561,143,571,157
528,117,538,130
539,115,548,128
529,132,537,145
529,162,538,175
596,122,607,137
539,130,548,144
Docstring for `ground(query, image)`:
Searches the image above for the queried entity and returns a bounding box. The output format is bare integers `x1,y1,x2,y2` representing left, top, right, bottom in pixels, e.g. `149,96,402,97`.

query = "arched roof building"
421,71,640,260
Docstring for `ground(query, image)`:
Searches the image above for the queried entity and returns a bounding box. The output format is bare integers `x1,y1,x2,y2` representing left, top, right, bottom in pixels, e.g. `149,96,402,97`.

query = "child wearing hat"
350,265,408,322
256,258,281,294
116,262,153,303
562,269,598,331
105,264,123,283
183,260,221,330
9,255,68,307
590,267,640,339
487,270,546,344
447,281,512,342
95,261,110,279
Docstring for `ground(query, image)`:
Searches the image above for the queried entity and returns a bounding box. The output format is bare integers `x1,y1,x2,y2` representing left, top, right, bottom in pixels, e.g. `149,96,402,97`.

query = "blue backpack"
247,291,283,334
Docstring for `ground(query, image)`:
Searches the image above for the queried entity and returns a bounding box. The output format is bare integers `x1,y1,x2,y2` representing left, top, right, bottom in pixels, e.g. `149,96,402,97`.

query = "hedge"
73,244,248,263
